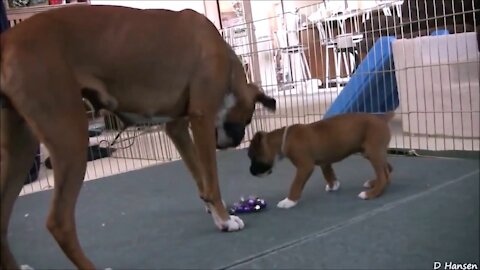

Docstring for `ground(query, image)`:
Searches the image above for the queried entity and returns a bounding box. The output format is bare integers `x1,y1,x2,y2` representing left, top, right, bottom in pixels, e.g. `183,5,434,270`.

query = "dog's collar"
278,125,290,160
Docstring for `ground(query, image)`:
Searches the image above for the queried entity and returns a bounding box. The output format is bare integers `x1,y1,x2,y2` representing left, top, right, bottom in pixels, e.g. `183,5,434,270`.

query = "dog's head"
247,131,276,177
215,83,276,149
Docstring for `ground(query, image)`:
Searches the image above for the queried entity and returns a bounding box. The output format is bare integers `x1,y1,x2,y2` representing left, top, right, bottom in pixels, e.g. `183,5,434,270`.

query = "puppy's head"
216,83,276,149
247,131,276,177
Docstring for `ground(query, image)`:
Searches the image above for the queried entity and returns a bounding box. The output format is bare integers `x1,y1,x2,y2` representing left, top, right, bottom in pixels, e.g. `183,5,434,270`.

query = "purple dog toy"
229,196,267,214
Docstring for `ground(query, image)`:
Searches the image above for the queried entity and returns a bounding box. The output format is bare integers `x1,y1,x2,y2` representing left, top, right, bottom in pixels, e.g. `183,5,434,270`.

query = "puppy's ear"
250,132,266,147
257,93,276,112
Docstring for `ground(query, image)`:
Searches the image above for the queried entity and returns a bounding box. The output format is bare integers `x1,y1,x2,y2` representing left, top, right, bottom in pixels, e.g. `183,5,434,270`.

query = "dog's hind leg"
39,104,95,269
44,121,94,269
12,85,94,269
1,107,39,270
2,48,95,268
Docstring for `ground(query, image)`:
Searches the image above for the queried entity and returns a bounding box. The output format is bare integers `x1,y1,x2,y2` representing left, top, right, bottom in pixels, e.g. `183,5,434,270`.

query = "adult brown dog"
248,112,394,209
0,5,276,269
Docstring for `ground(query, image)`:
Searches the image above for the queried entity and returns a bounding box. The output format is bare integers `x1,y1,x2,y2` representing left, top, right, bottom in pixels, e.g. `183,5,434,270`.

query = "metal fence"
14,0,479,195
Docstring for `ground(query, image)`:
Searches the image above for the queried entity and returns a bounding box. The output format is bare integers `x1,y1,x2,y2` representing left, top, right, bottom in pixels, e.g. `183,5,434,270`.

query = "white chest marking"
215,94,237,146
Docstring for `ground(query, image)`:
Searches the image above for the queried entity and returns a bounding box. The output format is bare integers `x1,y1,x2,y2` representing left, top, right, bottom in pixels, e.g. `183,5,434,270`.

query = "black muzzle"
249,160,273,176
223,122,245,147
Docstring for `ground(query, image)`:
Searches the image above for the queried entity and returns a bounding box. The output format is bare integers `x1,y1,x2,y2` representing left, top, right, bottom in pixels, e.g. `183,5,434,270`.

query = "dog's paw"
363,179,374,189
277,198,297,209
358,191,369,200
219,215,245,232
20,265,35,270
325,180,341,192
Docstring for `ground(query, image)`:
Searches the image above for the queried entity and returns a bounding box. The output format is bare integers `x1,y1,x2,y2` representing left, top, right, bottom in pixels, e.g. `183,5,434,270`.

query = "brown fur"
0,5,276,269
248,112,394,207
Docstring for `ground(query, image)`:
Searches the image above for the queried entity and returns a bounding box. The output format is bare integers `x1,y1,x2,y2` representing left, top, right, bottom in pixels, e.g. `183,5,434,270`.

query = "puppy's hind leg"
359,152,390,200
1,107,39,270
363,162,393,189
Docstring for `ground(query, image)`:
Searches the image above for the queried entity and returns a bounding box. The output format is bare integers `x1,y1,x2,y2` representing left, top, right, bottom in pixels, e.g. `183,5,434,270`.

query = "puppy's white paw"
358,191,369,200
277,198,297,209
325,180,341,192
363,179,374,188
20,265,34,270
217,215,245,232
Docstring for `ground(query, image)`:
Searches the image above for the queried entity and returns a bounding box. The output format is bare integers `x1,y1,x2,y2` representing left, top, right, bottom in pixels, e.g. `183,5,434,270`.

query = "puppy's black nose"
250,161,272,176
224,122,245,146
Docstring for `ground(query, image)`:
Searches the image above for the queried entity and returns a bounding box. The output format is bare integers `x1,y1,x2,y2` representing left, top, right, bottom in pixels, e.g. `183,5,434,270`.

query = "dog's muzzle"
216,122,245,149
249,160,273,177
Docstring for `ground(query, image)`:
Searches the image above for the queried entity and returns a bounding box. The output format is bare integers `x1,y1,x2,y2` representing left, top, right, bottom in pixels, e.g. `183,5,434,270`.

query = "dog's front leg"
278,163,314,209
189,114,244,232
165,119,205,197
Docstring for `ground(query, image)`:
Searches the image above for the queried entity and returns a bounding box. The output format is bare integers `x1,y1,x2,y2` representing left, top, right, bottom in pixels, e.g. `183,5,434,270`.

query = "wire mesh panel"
16,0,479,195
221,0,479,153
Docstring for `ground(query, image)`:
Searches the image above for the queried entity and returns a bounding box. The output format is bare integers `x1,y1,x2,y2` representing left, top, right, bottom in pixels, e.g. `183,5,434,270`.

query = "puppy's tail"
378,111,395,122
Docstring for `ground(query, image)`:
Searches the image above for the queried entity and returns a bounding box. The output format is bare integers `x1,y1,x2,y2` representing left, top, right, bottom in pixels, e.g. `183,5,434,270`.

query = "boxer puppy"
248,112,394,209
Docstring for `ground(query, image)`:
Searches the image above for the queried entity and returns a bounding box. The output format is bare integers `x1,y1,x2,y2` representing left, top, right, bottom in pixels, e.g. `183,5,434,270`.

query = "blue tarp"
1,1,9,33
324,36,400,118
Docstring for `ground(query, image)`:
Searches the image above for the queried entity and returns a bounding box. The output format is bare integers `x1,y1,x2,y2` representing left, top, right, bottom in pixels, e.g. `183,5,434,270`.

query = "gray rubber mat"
8,149,479,269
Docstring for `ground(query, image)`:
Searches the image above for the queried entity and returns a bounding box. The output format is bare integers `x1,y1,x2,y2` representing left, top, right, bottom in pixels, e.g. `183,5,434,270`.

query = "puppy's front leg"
278,163,314,209
189,114,244,232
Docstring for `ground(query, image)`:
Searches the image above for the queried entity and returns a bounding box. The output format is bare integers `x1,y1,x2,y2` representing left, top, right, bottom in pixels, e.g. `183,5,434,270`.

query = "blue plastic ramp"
324,36,399,118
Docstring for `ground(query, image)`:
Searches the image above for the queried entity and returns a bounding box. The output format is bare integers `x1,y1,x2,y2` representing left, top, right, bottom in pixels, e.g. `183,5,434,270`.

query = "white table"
307,0,403,89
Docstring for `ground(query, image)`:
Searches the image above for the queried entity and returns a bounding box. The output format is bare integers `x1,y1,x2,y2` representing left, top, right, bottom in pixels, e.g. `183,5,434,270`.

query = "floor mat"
9,149,479,269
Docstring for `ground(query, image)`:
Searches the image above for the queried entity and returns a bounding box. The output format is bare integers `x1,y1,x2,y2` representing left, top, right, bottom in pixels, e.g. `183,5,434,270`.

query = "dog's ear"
256,93,276,112
248,83,276,112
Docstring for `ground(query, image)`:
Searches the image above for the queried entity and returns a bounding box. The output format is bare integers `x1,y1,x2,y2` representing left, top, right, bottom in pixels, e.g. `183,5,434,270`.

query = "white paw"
209,204,244,231
20,265,34,270
363,180,374,188
217,215,245,232
358,191,369,200
325,180,341,192
277,198,297,209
